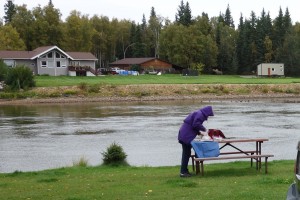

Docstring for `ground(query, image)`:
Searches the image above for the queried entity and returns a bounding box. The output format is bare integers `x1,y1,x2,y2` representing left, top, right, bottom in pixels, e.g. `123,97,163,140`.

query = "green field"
0,160,294,200
35,74,300,87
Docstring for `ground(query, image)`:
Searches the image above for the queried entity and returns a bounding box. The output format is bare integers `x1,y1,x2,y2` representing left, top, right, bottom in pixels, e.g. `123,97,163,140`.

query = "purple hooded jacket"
178,106,214,144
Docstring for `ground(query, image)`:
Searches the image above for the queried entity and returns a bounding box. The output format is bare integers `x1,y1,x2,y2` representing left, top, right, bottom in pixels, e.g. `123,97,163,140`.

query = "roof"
0,50,33,59
31,46,72,59
67,52,98,60
110,58,158,65
0,46,97,61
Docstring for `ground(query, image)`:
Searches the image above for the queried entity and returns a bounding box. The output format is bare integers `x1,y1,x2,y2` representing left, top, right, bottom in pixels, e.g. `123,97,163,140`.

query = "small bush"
102,142,128,166
78,82,88,90
5,65,35,91
88,84,100,93
0,60,9,81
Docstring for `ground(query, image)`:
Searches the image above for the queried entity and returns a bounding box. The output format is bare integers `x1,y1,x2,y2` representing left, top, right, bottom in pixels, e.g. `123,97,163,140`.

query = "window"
47,52,53,58
272,68,275,71
4,60,15,67
56,61,61,68
41,61,47,67
56,52,60,58
70,61,80,66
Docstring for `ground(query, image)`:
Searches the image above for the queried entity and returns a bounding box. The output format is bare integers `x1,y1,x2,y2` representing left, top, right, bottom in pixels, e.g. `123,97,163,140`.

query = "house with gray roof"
0,46,98,76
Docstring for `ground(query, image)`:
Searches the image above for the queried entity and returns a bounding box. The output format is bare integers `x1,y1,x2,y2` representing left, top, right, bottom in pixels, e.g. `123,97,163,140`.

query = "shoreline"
1,83,300,105
1,93,300,105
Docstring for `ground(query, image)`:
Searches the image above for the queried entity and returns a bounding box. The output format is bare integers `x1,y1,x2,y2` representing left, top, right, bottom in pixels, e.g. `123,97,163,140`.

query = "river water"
0,100,299,173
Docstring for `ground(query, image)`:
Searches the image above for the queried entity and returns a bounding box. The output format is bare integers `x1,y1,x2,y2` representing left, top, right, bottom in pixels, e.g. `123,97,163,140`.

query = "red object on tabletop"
208,129,226,139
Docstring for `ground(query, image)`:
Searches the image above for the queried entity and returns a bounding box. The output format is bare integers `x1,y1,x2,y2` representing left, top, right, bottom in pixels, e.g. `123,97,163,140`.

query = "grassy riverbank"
1,75,300,103
34,74,300,86
0,160,294,200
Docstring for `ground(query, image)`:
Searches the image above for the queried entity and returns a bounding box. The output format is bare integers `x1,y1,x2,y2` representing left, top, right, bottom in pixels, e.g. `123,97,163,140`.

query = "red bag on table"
208,129,226,139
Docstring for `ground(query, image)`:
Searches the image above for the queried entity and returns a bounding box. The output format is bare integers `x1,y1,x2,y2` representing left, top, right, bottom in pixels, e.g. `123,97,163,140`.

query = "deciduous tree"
11,5,35,50
0,24,25,50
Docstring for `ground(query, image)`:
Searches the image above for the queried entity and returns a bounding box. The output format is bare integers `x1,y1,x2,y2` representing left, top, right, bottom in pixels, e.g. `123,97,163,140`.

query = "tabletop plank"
218,138,269,143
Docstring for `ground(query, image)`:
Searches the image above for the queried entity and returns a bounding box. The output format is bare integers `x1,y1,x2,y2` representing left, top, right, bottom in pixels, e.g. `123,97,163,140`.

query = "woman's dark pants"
180,141,192,174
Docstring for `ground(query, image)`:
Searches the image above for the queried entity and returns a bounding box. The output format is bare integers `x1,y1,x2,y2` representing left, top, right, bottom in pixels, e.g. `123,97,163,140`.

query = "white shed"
257,63,284,77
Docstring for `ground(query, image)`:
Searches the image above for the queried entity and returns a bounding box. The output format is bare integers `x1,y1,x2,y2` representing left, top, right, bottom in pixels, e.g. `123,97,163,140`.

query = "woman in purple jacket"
178,106,214,177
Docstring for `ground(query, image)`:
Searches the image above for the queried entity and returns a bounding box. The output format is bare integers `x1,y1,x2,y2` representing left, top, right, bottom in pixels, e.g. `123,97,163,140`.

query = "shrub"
73,156,89,167
102,142,128,166
0,60,9,81
88,84,100,93
78,82,88,90
5,65,35,91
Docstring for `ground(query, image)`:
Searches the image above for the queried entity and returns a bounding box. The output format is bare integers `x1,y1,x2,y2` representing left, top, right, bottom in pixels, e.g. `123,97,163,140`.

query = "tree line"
1,0,300,76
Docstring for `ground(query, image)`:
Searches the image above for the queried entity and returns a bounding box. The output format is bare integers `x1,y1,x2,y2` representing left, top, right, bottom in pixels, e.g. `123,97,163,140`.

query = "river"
0,100,299,173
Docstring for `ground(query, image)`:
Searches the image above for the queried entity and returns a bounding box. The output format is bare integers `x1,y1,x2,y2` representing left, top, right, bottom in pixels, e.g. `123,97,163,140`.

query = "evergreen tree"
141,14,147,31
4,0,16,24
224,4,234,28
175,0,192,26
256,9,273,63
217,12,225,24
283,8,292,35
127,23,137,58
183,2,192,25
236,15,253,74
132,25,145,57
175,0,185,24
273,7,285,56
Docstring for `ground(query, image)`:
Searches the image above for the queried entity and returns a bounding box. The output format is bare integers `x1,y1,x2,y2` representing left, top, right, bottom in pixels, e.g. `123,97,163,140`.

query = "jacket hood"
201,106,214,118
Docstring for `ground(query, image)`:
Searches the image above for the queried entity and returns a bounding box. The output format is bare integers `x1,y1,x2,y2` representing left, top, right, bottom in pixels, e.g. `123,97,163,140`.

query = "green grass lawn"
34,74,300,87
0,160,295,200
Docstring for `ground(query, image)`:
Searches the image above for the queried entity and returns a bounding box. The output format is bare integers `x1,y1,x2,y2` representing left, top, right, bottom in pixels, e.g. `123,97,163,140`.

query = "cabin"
109,58,177,73
257,63,284,77
0,46,98,76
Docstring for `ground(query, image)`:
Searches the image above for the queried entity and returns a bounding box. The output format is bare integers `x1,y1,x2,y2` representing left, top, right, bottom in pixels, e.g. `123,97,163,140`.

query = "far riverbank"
1,83,300,104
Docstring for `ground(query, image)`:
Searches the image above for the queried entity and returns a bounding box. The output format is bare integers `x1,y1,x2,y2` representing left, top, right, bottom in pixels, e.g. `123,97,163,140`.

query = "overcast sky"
1,0,299,26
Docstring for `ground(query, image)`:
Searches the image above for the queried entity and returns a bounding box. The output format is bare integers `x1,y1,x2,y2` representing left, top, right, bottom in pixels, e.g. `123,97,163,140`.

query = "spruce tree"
175,0,192,26
224,4,234,28
4,0,16,24
133,25,145,57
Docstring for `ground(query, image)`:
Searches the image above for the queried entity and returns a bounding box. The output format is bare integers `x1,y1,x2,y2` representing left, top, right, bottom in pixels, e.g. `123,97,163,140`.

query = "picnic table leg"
191,155,195,172
201,161,204,176
265,157,269,174
255,141,263,170
195,161,200,175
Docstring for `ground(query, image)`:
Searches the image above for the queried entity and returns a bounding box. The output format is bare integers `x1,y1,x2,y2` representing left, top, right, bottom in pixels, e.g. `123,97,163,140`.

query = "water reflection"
0,100,299,173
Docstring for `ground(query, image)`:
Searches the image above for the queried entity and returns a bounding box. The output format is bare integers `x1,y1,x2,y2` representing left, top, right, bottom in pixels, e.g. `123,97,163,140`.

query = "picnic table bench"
194,154,274,176
191,138,274,176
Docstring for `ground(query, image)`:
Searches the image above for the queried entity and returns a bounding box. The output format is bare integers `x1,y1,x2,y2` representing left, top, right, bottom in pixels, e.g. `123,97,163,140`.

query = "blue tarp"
191,141,220,158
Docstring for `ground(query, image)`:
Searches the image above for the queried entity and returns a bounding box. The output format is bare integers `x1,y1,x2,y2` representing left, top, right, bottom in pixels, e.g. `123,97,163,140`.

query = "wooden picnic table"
191,138,274,176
